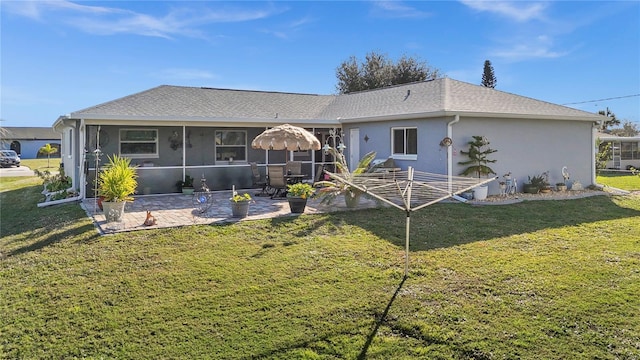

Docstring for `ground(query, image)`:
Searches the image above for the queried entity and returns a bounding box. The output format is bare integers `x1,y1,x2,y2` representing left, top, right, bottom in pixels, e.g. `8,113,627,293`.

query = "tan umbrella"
251,123,321,151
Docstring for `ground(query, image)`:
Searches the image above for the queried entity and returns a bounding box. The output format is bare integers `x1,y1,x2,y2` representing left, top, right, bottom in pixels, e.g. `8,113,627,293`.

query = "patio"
81,189,382,234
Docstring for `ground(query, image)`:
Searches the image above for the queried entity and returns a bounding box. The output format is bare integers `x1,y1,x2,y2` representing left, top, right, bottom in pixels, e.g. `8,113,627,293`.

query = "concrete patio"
80,187,614,235
81,189,382,234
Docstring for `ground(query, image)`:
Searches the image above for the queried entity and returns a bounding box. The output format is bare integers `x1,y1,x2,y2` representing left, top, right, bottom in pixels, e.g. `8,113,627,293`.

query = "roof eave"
337,110,606,124
69,114,342,127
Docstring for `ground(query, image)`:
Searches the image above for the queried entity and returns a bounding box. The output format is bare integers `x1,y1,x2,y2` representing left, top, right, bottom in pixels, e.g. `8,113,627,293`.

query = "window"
215,130,247,162
621,142,639,160
119,129,158,158
392,127,417,159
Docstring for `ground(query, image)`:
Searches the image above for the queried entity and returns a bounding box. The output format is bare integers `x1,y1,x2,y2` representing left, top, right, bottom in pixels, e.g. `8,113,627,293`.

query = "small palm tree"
313,149,376,205
39,143,58,168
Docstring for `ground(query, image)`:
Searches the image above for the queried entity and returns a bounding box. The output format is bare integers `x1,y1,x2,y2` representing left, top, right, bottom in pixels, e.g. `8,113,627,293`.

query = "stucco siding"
454,117,594,194
343,118,449,174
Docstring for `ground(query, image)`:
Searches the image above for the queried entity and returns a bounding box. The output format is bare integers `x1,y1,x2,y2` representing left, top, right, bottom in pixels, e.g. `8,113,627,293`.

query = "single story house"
597,133,640,170
53,78,606,200
0,127,60,159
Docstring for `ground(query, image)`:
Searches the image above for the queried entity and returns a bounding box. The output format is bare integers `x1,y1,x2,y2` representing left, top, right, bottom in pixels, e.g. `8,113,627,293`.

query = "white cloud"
371,1,432,18
490,35,569,61
460,0,547,22
2,1,283,39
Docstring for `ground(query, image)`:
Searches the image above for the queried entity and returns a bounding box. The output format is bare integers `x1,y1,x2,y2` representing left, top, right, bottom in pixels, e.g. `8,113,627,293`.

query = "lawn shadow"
335,195,640,251
6,222,98,258
358,275,407,360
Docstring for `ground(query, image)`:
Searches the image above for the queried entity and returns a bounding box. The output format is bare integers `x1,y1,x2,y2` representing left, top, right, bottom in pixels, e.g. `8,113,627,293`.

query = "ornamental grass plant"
97,155,138,202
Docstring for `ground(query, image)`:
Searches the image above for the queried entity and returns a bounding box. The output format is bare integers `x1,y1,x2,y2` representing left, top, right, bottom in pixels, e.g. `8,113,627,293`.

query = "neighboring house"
597,133,640,170
0,127,61,159
53,78,606,199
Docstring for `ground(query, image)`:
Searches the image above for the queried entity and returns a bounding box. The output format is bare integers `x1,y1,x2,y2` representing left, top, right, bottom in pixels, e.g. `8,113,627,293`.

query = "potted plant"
539,171,552,193
524,174,544,194
556,182,567,192
98,155,138,222
314,150,376,208
458,136,497,200
286,182,315,213
230,192,252,218
177,175,195,195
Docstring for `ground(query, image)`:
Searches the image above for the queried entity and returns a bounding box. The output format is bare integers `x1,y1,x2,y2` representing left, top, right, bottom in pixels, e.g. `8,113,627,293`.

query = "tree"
596,138,612,171
598,108,620,131
335,51,440,94
39,143,58,168
609,121,639,137
458,136,498,178
481,60,497,88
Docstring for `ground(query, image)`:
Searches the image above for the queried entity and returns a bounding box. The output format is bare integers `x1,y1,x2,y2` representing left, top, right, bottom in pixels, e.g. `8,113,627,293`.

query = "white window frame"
119,128,159,158
215,130,247,162
391,127,417,160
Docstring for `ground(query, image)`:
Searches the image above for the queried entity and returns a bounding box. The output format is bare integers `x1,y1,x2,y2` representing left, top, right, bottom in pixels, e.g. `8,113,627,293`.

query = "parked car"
0,150,21,167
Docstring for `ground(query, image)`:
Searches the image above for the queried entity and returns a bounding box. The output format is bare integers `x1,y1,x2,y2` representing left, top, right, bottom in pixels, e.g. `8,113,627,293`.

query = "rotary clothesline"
324,167,496,276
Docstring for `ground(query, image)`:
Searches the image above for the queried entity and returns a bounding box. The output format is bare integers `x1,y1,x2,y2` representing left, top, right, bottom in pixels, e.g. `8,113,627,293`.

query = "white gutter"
79,119,87,200
336,110,604,124
447,114,465,202
76,115,342,127
592,119,605,189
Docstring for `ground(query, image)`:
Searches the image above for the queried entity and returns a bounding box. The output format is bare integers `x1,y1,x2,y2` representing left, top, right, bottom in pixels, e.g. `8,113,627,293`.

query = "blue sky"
1,1,639,128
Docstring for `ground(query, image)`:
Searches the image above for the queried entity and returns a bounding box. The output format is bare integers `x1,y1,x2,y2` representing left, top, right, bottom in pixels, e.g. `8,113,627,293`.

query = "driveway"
0,166,34,177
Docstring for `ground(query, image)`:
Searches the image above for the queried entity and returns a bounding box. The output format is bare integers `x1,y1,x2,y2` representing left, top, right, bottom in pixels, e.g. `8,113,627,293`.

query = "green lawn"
1,181,639,359
597,171,640,191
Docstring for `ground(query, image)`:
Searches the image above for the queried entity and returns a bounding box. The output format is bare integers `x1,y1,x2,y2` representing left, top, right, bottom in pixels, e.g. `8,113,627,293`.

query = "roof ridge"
338,78,440,96
197,86,326,97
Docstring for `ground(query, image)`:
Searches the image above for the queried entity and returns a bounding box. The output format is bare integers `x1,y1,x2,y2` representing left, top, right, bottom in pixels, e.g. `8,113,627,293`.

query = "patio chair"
250,162,268,196
285,161,302,175
314,164,326,185
267,165,287,199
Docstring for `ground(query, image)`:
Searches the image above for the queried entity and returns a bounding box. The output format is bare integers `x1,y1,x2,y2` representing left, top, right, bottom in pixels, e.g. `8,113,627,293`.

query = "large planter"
102,200,126,222
473,185,489,200
182,187,195,195
287,196,308,213
230,200,250,218
344,191,361,208
523,183,539,194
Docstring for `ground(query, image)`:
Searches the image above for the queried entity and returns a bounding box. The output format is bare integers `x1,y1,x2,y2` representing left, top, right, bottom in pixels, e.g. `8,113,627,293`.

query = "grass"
597,171,640,191
20,158,60,172
0,158,63,193
1,180,639,359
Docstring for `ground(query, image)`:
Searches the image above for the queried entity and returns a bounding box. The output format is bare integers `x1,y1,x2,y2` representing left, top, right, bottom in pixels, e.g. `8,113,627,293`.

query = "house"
597,133,640,170
53,78,606,199
0,127,60,159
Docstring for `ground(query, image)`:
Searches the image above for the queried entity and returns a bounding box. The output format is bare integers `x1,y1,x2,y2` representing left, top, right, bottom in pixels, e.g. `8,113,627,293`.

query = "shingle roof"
320,78,603,121
1,127,59,139
71,86,335,121
68,78,604,123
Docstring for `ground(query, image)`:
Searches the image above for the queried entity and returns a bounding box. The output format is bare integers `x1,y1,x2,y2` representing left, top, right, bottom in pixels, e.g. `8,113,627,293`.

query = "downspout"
79,119,86,200
37,196,82,208
182,125,186,181
447,114,460,194
592,119,605,190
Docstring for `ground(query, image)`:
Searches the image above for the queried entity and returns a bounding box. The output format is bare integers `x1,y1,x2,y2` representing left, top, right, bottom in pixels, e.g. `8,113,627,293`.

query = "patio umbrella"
251,124,321,151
